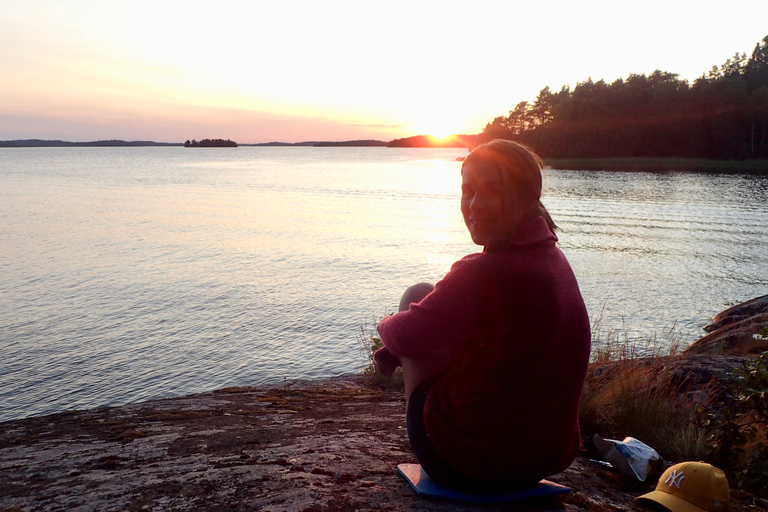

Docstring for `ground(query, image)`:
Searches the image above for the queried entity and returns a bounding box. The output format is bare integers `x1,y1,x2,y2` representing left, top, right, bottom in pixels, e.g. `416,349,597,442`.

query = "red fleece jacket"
377,216,591,484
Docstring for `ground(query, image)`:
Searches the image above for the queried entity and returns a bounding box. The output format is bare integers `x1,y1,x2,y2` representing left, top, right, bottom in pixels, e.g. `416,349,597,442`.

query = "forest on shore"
477,35,768,160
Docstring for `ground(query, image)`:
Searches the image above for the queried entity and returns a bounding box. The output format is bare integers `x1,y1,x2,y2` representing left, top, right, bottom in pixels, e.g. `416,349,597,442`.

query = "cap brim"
635,490,706,512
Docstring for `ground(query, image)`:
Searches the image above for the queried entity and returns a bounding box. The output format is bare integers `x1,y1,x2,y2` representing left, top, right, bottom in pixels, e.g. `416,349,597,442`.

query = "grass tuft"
356,314,403,388
581,316,707,462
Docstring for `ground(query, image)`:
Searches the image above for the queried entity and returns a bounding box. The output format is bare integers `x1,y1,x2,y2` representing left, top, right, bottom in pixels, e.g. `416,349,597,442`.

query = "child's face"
461,159,514,245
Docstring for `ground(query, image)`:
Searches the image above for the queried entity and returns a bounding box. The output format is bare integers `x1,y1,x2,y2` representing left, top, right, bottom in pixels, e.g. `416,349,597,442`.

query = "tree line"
479,35,768,160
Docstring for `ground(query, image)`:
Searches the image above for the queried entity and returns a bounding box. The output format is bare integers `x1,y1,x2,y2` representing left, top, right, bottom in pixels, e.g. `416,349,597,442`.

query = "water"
1,147,767,422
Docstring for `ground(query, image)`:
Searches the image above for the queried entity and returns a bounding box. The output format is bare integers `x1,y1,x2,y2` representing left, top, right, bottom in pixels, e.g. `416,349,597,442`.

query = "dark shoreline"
545,157,768,173
4,140,768,173
0,139,182,147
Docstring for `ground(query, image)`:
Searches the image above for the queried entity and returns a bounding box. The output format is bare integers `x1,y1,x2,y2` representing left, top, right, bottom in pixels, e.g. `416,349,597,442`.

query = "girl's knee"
399,282,435,311
401,347,451,403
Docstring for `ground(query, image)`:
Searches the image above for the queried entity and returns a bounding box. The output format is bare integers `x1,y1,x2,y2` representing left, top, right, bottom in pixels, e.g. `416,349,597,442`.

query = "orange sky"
2,1,767,143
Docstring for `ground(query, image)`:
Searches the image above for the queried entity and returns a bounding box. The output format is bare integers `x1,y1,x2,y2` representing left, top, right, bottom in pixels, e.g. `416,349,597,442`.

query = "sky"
1,1,767,143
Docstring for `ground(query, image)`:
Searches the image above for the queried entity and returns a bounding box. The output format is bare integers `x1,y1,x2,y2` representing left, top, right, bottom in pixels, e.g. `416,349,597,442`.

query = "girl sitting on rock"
374,139,591,490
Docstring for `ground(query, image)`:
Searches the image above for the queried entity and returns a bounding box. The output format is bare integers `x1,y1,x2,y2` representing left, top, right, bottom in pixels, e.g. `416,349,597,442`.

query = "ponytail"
538,200,558,233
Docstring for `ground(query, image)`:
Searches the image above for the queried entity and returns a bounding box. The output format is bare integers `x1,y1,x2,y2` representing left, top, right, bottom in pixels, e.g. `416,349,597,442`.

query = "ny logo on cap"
664,469,685,489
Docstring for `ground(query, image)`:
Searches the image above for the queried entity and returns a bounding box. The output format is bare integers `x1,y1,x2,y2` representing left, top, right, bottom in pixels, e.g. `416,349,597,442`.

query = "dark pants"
406,376,537,492
406,376,475,490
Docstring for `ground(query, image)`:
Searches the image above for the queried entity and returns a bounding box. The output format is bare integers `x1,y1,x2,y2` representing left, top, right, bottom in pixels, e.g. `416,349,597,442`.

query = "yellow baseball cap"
635,461,729,512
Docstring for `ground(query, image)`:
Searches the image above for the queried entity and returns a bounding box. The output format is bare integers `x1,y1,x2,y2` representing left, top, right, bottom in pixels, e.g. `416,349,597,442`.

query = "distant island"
0,139,181,147
242,136,476,148
316,140,388,147
184,139,237,148
241,140,388,147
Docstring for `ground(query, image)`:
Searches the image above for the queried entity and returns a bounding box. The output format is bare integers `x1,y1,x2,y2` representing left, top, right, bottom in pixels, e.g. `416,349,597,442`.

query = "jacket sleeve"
377,255,484,358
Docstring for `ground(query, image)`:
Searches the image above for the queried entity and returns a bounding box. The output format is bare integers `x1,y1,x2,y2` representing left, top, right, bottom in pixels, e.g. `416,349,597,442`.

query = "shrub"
580,356,708,462
702,350,768,491
580,319,768,491
580,320,707,462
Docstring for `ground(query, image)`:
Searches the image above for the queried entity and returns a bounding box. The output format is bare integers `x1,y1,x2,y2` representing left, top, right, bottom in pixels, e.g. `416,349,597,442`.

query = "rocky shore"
0,377,647,511
2,295,767,511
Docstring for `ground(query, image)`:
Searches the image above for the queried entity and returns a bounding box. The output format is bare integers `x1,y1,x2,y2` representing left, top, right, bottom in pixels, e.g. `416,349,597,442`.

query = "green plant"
734,351,768,423
357,317,384,375
356,314,403,387
702,351,768,491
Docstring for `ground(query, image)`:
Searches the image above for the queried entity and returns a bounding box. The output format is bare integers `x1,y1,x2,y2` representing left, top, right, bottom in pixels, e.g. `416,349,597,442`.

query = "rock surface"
685,294,768,355
1,374,765,512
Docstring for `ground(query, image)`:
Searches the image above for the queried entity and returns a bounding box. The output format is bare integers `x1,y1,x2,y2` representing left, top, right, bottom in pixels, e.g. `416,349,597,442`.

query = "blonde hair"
462,139,557,232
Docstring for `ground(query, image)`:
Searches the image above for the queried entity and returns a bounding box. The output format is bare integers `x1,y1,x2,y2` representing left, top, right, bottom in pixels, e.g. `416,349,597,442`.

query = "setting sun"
410,116,472,141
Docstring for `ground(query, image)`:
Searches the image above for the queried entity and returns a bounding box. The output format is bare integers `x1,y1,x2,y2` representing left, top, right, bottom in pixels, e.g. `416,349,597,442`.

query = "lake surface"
1,147,767,421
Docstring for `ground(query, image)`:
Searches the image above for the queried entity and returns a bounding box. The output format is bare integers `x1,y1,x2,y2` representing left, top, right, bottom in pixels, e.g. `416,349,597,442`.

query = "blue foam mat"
397,463,571,504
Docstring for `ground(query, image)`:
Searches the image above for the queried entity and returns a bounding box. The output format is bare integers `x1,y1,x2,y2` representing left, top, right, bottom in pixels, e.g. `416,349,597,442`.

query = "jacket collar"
483,215,558,253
